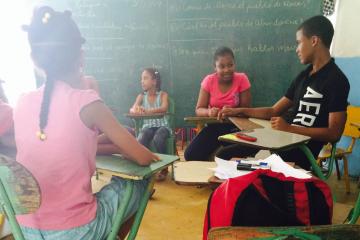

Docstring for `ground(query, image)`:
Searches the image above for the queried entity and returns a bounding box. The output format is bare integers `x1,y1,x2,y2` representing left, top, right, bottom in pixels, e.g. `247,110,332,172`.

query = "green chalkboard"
44,0,322,126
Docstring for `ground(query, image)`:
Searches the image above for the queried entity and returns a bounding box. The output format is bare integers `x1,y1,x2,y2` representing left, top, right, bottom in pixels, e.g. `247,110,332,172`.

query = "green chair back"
0,154,40,240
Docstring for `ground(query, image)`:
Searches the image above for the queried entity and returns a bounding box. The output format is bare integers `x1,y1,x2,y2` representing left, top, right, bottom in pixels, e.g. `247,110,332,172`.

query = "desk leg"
131,119,141,138
298,144,326,181
347,192,360,224
127,176,155,240
196,123,204,133
107,180,134,240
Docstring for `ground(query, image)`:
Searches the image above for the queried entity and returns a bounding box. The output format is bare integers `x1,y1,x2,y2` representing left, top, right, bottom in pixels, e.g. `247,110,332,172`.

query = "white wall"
332,0,360,57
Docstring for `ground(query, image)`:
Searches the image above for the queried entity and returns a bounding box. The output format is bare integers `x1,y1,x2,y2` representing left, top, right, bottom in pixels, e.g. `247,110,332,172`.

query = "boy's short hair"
213,46,235,62
297,15,334,49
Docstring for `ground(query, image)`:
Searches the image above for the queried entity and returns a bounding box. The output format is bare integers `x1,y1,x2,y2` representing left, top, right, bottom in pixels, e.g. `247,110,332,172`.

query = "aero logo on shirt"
293,87,323,127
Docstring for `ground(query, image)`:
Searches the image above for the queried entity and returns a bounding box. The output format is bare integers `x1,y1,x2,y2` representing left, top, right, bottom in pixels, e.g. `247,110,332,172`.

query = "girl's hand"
133,106,145,114
218,107,242,120
208,107,220,117
138,106,145,114
270,117,289,131
151,152,160,162
140,148,160,163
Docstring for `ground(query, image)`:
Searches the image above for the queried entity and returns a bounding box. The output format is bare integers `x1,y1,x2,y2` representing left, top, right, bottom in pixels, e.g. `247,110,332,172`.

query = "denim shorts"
21,177,148,240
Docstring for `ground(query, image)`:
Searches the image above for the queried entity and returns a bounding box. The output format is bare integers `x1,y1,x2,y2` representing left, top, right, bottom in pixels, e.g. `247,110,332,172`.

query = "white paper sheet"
213,154,311,180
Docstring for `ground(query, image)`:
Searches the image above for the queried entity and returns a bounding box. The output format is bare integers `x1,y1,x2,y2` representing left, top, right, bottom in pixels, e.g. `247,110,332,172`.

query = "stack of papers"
213,154,311,180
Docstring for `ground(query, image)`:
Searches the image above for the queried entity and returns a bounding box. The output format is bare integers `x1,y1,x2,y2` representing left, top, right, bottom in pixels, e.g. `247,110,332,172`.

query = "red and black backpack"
203,169,333,240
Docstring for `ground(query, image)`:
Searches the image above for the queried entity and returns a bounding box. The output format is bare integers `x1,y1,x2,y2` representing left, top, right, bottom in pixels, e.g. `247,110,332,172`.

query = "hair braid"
37,75,55,140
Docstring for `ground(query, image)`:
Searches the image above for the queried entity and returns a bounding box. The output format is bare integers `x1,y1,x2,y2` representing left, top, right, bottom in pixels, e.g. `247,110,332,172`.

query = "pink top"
0,100,13,136
14,81,100,230
82,75,99,94
201,72,251,108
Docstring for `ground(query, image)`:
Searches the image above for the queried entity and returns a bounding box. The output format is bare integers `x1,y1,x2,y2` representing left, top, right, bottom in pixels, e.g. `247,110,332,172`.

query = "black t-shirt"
285,58,349,128
280,58,350,169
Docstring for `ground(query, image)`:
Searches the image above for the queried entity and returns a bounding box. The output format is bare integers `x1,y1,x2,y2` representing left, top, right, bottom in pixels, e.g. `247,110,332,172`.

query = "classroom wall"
332,0,360,176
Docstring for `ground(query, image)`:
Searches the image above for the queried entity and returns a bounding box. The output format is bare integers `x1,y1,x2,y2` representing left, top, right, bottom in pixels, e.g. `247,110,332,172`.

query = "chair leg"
127,177,155,240
0,181,25,240
106,180,134,240
335,158,341,180
342,156,350,194
181,128,185,150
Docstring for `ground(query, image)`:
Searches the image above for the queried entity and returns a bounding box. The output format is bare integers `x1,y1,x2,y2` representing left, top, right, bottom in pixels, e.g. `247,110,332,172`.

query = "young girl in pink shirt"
15,6,158,239
184,46,252,161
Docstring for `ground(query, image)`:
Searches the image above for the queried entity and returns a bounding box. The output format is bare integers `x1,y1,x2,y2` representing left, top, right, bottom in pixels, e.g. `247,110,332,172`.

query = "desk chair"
95,154,179,240
130,97,176,155
317,105,360,194
0,154,41,240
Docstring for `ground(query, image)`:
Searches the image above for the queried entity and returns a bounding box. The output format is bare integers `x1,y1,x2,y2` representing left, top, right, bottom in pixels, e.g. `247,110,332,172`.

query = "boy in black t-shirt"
217,15,350,170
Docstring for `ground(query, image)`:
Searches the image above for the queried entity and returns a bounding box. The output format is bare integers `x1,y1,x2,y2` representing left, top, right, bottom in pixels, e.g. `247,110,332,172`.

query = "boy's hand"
270,117,289,131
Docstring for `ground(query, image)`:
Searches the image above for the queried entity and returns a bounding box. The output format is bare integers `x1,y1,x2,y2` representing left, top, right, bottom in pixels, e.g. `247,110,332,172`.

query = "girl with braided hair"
14,6,158,239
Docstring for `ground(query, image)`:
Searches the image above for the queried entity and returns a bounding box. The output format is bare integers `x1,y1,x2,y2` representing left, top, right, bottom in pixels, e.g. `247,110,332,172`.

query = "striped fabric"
141,91,169,130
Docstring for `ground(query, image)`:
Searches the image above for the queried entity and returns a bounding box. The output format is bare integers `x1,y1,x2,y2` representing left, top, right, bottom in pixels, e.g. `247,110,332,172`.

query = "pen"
237,160,268,166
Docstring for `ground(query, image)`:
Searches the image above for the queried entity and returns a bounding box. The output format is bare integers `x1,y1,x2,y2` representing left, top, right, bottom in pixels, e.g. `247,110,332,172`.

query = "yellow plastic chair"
317,105,360,194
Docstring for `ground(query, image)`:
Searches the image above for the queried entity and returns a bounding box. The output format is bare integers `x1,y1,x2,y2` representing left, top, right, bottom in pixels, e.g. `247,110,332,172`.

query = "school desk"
218,128,326,181
228,117,266,131
173,161,217,186
207,224,360,240
96,153,179,240
248,117,272,129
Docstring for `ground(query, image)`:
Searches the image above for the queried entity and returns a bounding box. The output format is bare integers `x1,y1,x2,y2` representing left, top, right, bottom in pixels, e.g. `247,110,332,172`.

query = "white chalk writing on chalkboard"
49,0,322,126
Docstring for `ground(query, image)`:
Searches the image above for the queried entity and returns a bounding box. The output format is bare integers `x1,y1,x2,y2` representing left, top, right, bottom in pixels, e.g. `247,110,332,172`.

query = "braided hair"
143,68,161,91
23,6,85,140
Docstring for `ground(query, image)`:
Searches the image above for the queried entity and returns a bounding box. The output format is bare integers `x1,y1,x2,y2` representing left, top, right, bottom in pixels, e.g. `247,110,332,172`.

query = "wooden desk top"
173,161,217,185
218,128,310,150
96,153,179,180
228,117,265,131
208,224,360,240
125,113,167,119
249,117,271,129
184,116,224,124
0,154,40,215
184,116,270,129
